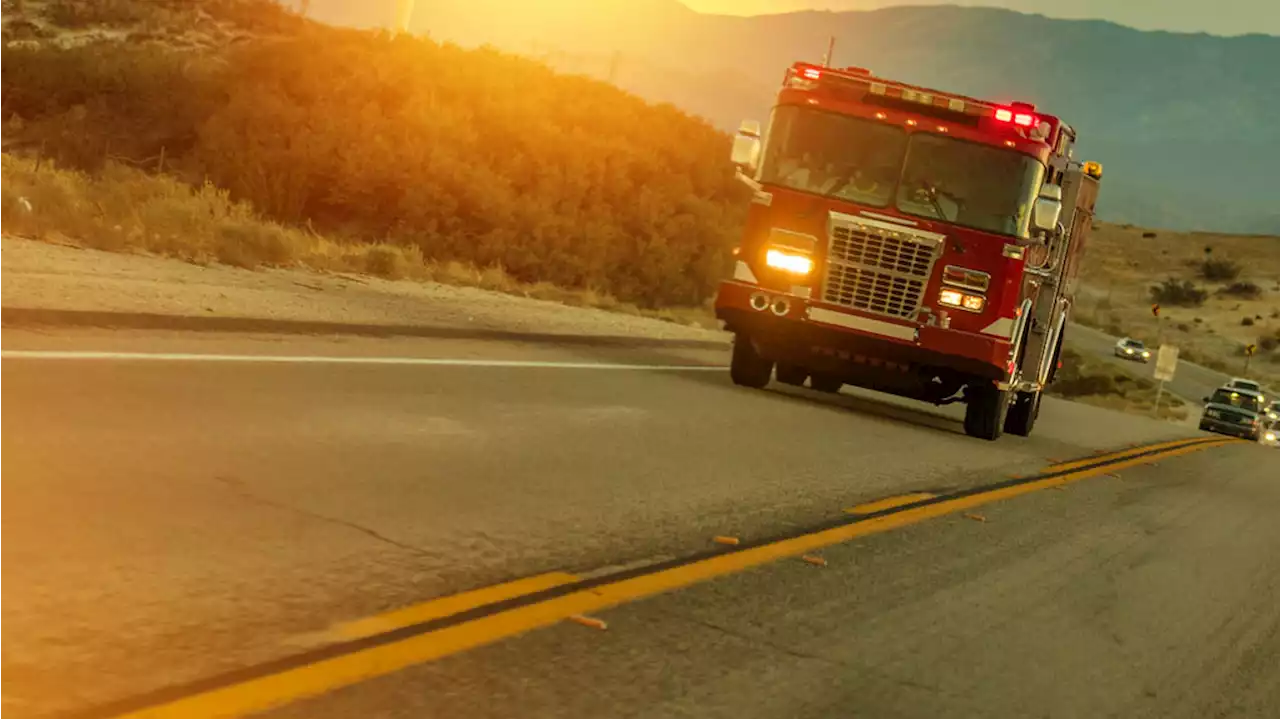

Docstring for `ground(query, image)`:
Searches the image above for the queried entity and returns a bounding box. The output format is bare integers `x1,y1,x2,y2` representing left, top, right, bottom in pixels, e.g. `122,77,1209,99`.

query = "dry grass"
0,154,718,329
1076,222,1280,385
2,0,302,48
1047,348,1188,422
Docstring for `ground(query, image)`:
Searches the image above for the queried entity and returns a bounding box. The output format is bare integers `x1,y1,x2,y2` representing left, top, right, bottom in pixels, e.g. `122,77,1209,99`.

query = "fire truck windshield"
897,132,1045,237
760,105,907,208
759,105,1046,238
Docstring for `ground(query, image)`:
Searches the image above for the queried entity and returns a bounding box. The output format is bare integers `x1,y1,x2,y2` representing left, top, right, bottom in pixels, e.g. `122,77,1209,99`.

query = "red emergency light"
993,102,1034,126
994,107,1037,127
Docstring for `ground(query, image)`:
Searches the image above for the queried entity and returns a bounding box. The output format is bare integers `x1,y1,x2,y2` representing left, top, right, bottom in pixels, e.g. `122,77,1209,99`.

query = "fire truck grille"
822,265,924,318
821,220,941,319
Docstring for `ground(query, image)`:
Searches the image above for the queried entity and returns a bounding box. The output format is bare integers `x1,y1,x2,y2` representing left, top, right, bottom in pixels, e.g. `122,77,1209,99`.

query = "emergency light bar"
785,62,1055,141
994,108,1038,127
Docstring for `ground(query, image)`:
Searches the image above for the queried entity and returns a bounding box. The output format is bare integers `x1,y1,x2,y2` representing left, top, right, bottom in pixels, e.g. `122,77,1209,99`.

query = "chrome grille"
821,216,942,320
823,265,923,318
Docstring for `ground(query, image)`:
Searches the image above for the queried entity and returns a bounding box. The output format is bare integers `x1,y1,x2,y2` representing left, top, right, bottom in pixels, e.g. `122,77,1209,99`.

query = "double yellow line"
77,435,1238,719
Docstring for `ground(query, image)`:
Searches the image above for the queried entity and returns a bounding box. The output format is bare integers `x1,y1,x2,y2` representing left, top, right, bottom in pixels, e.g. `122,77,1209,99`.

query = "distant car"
1223,377,1263,395
1264,401,1280,423
1113,337,1151,363
1260,420,1279,447
1199,386,1265,440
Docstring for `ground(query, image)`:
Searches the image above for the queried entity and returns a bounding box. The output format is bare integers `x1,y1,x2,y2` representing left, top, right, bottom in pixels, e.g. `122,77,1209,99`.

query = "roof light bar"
995,106,1038,128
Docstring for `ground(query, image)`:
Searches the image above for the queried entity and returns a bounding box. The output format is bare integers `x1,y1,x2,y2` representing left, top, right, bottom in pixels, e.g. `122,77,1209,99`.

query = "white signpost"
1152,345,1179,417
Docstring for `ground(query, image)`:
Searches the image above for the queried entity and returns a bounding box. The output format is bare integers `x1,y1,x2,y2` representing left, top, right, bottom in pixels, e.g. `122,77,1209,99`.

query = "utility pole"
607,50,620,84
392,0,415,34
821,36,835,67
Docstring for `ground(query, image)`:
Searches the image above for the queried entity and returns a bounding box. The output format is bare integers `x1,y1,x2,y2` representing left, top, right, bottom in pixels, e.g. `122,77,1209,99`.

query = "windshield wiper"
912,179,961,221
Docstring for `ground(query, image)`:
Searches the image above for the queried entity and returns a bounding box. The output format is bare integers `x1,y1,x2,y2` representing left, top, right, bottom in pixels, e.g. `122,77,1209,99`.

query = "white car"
1113,337,1151,363
1260,421,1279,447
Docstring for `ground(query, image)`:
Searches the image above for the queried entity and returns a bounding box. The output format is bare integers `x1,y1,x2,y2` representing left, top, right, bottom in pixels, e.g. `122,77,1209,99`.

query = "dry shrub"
1,153,304,268
362,244,422,280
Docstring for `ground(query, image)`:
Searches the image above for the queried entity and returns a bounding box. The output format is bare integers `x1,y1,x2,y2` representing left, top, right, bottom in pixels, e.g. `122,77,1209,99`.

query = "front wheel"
964,381,1010,441
730,333,773,389
1003,390,1041,437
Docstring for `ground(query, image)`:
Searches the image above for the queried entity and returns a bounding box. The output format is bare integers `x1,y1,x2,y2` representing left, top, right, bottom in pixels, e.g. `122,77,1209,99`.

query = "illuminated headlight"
1265,431,1277,442
1124,348,1134,354
764,248,813,275
938,289,985,312
1142,351,1151,358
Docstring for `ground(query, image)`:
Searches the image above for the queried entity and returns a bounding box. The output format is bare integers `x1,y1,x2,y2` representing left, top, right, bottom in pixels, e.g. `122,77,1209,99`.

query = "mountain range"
303,0,1280,234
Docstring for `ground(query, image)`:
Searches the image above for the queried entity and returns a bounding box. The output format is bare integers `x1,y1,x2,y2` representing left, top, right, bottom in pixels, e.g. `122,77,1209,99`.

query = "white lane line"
0,350,726,371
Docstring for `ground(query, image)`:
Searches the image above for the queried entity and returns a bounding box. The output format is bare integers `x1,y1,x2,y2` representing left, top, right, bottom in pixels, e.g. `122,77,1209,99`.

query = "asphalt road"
3,329,1278,719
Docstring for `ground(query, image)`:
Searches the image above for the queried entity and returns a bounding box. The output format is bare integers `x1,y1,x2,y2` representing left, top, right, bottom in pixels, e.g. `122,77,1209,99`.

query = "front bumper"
714,280,1012,380
1198,418,1259,439
1115,351,1150,363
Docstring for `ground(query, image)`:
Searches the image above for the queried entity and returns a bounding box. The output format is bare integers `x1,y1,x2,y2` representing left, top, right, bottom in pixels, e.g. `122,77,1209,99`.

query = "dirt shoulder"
1,237,730,345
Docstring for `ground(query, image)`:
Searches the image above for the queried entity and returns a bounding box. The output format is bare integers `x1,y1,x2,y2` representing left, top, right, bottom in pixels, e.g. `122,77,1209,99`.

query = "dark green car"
1199,387,1265,440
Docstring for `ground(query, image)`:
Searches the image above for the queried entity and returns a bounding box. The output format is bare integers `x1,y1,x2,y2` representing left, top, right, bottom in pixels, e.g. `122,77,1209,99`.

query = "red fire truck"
717,61,1102,440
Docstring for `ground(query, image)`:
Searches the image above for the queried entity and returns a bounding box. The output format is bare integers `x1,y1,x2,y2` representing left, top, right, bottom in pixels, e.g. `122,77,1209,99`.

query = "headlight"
1124,348,1134,354
764,248,813,275
1142,351,1151,358
1265,432,1277,442
1206,409,1220,418
939,288,985,312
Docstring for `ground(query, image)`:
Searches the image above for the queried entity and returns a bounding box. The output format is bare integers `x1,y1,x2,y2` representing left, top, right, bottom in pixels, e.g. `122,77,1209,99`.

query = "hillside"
300,0,1279,234
1075,223,1280,386
686,0,1278,37
1,0,745,308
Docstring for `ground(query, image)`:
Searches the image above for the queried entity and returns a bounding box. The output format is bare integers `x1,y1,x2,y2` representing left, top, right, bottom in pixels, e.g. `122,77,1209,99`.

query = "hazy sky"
682,1,1280,37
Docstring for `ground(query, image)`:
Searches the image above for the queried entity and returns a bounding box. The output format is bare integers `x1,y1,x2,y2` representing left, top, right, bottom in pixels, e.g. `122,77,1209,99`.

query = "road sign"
1151,303,1160,317
1154,345,1179,382
1246,343,1257,356
1151,344,1179,418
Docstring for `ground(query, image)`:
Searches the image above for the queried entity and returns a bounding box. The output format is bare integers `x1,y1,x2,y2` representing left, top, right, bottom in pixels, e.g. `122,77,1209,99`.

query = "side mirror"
1032,184,1063,236
730,119,762,173
1202,396,1210,403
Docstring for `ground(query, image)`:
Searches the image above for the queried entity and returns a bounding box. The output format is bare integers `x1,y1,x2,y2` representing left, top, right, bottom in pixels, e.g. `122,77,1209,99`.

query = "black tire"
1003,390,1041,437
809,373,843,393
964,381,1009,441
730,334,773,389
775,363,808,387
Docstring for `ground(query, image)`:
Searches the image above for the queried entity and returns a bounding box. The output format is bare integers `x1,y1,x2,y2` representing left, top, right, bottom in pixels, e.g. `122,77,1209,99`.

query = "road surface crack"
214,476,442,560
653,608,851,668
